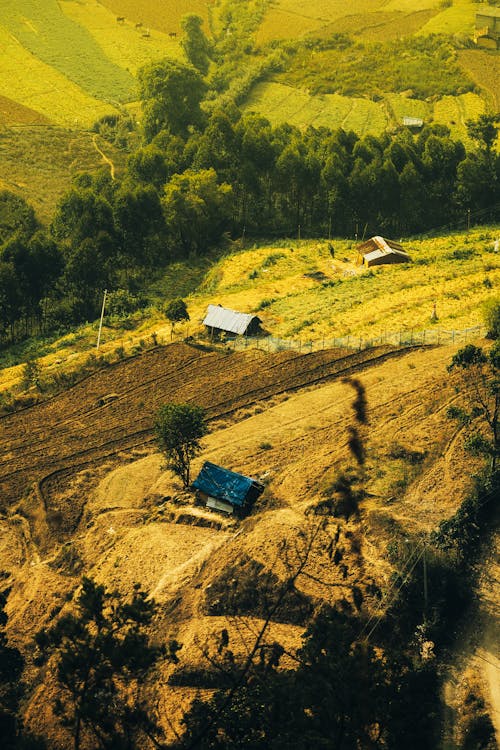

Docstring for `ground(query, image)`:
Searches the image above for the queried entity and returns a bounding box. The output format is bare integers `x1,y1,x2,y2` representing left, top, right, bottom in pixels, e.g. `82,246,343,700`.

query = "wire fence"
213,325,486,354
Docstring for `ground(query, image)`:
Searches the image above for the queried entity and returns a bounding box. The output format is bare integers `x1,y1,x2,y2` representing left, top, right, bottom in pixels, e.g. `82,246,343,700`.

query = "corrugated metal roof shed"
203,304,261,335
403,116,423,128
356,236,411,266
192,461,264,508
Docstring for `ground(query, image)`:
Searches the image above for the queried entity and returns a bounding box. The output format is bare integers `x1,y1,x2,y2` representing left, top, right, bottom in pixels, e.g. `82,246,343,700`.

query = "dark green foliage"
280,35,474,100
483,298,500,339
447,343,500,470
178,607,439,750
205,554,314,625
0,190,38,245
154,402,207,487
35,577,165,750
180,14,212,76
138,59,207,141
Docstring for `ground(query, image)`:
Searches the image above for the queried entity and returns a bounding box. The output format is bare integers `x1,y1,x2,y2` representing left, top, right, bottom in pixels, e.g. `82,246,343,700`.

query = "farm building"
402,116,423,129
203,304,262,337
475,8,500,49
192,461,264,516
356,236,411,267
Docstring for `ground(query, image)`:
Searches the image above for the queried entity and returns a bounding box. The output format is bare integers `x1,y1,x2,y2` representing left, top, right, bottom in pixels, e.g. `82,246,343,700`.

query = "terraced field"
0,342,413,511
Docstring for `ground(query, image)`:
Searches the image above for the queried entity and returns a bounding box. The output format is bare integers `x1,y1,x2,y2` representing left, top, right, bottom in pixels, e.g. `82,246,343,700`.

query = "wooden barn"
192,461,264,516
203,304,262,338
356,236,411,267
475,8,500,49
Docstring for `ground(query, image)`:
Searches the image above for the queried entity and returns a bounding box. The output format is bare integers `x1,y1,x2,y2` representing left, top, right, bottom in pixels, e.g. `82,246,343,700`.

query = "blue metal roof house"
192,461,264,516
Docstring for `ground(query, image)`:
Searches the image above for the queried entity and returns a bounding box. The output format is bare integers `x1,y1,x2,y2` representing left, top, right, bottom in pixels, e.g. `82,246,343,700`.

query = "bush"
483,297,500,339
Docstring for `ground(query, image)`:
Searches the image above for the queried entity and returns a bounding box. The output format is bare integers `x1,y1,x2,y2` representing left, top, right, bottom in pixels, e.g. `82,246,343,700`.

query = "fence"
207,325,486,354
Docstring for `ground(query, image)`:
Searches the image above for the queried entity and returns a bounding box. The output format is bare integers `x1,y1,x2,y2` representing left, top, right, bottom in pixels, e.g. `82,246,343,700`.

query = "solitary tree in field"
154,402,207,487
165,298,189,339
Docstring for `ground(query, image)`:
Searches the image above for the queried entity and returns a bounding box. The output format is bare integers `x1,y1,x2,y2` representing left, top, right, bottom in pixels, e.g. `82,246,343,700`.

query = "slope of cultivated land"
61,0,184,75
0,126,127,223
98,0,210,35
1,337,491,743
0,24,119,128
458,49,500,111
0,0,135,103
244,82,388,134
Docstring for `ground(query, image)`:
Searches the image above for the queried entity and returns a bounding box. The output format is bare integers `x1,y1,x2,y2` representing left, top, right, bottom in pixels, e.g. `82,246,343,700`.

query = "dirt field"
0,337,493,744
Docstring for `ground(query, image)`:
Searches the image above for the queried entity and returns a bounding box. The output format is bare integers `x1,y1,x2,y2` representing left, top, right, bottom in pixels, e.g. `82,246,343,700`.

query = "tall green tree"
164,298,189,339
180,14,212,75
138,59,207,141
35,577,166,750
154,402,207,487
447,342,500,471
162,168,232,254
0,190,38,245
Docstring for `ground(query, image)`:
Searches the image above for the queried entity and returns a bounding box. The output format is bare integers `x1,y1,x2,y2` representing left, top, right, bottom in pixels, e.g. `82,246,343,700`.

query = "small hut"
475,9,500,49
203,304,262,338
192,461,264,516
356,236,411,267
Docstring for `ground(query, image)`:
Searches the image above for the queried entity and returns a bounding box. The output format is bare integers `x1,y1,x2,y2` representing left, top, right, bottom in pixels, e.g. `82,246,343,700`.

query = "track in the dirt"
0,342,418,505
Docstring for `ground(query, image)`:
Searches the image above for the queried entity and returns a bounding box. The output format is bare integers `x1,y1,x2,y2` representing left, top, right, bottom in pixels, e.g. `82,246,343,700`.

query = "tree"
164,298,189,339
138,59,207,141
154,403,207,487
35,577,168,750
447,342,500,471
0,190,38,245
180,14,212,75
484,298,500,340
162,168,232,254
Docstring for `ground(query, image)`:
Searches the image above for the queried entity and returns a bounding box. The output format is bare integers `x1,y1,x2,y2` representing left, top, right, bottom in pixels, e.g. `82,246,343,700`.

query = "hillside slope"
1,336,492,743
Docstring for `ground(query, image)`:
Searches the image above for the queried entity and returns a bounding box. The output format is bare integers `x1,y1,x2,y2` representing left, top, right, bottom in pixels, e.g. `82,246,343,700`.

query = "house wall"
366,253,409,267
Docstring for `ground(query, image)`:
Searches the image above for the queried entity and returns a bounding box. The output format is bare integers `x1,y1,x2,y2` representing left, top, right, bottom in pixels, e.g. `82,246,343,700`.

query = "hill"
1,336,495,744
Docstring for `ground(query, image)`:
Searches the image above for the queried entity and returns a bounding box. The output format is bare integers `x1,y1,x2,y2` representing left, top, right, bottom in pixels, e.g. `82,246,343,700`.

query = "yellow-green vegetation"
0,127,127,223
0,25,118,127
0,0,134,102
181,227,500,340
61,1,183,75
418,0,480,36
433,92,486,143
458,49,500,110
386,94,431,124
244,83,388,134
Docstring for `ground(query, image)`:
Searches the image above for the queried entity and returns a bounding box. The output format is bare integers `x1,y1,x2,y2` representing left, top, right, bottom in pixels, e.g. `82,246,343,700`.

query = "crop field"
244,82,388,134
0,25,120,127
244,83,487,139
61,1,183,76
418,0,478,35
98,0,210,35
0,95,50,126
432,92,486,144
458,49,500,111
0,0,187,126
0,1,135,103
327,9,439,41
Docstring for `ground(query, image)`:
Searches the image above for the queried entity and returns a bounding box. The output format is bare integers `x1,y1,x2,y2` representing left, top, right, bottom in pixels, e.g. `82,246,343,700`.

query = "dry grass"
98,0,210,35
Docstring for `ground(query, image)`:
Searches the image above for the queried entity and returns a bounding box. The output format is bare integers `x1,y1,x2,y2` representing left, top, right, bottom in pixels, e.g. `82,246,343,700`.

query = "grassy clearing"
244,82,388,134
61,1,184,76
0,0,135,103
332,10,439,41
0,126,127,223
0,25,118,127
386,94,431,124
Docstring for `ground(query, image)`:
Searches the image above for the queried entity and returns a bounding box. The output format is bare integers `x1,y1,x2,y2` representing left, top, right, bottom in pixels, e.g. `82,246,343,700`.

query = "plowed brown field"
0,341,407,509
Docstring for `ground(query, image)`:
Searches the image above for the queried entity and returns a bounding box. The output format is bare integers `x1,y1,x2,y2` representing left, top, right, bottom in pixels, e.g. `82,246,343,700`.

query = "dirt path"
92,134,115,180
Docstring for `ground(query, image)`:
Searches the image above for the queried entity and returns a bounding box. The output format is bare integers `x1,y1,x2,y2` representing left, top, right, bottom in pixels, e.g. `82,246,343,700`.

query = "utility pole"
467,208,471,232
96,289,107,351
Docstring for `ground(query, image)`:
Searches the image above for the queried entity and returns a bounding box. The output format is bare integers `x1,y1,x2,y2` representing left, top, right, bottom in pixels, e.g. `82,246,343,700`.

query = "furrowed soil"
0,338,494,744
